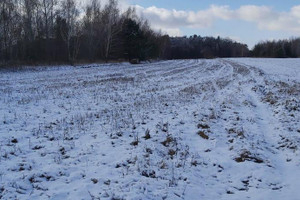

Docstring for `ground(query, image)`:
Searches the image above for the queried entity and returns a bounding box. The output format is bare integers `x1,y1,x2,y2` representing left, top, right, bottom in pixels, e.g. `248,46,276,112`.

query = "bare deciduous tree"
83,0,102,61
101,0,123,62
60,0,79,64
0,0,21,61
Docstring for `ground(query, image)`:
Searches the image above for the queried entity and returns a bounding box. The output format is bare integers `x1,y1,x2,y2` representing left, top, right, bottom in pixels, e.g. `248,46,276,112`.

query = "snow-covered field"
0,58,299,199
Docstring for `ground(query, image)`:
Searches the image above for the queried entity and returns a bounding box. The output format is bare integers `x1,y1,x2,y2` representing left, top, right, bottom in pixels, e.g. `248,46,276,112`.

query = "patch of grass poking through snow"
142,129,151,140
197,131,209,140
168,149,176,159
91,178,98,184
197,123,210,129
227,128,245,138
161,134,175,147
234,150,264,163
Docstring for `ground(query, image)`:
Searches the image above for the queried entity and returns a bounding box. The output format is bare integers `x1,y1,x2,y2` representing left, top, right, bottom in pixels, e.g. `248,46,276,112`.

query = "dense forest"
252,38,300,58
168,36,249,59
0,0,300,65
0,0,169,64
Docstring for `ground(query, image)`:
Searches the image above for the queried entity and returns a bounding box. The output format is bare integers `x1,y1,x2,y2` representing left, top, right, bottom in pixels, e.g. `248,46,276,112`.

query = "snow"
0,59,299,199
229,58,300,81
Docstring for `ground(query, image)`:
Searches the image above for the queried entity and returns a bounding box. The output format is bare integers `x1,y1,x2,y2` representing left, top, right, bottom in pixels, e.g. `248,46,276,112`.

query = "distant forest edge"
1,0,300,66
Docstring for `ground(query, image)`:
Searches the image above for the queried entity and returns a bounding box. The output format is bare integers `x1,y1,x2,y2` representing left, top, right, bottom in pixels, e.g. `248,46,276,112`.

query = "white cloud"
134,5,233,29
133,4,300,35
237,5,273,22
236,5,300,33
291,5,300,19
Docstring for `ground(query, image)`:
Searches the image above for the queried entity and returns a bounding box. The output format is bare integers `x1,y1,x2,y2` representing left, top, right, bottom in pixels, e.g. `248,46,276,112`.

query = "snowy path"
0,59,299,199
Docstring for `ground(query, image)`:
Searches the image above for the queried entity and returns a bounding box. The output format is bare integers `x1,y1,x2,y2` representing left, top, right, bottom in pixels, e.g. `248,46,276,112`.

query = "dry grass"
197,131,209,140
234,150,263,163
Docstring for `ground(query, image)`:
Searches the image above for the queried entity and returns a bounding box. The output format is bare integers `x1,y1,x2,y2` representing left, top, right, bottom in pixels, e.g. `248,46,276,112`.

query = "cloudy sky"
85,0,300,48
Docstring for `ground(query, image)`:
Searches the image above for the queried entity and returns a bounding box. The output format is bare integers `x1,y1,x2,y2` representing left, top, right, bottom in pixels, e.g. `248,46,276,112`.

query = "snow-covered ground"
229,58,300,82
0,59,299,199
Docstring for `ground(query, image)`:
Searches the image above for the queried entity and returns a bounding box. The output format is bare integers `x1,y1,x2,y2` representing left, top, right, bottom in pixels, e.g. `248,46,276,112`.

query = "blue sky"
124,0,300,48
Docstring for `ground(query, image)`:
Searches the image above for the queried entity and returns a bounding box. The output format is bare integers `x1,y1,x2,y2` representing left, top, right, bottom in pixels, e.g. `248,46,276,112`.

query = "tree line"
167,35,249,59
252,38,300,58
1,0,299,66
162,36,300,59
